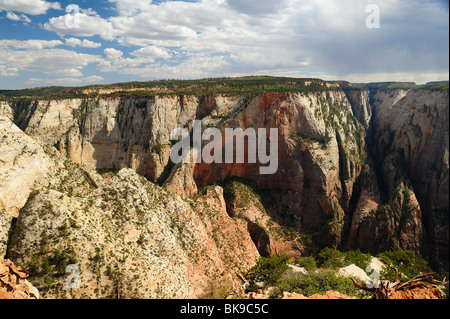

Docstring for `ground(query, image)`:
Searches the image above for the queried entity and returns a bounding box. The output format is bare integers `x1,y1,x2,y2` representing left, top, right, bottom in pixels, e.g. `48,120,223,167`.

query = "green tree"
244,254,291,288
377,250,432,281
317,248,347,269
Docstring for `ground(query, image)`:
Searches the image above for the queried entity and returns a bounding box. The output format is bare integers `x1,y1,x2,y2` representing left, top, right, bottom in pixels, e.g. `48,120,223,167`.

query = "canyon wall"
0,85,448,297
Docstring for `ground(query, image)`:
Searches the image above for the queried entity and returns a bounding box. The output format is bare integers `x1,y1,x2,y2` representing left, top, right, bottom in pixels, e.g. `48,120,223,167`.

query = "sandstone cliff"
367,89,449,269
1,114,259,298
0,83,448,298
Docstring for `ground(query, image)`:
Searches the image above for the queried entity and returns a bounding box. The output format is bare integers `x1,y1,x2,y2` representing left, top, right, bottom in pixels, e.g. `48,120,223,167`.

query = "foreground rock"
0,116,54,217
0,259,39,299
246,290,356,299
6,167,259,298
389,283,444,299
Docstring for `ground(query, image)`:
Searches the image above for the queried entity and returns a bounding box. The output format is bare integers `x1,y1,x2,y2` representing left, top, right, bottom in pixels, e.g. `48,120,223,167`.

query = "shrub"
317,248,347,269
199,281,233,299
244,254,291,289
377,250,432,281
345,249,372,270
316,248,372,270
41,257,51,274
275,269,359,298
294,256,317,271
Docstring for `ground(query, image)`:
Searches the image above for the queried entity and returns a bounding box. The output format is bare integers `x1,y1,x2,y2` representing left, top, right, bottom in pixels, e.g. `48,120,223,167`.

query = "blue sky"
0,0,448,89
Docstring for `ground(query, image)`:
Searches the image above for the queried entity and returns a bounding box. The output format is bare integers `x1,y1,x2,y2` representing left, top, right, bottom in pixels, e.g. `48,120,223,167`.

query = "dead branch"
351,272,449,299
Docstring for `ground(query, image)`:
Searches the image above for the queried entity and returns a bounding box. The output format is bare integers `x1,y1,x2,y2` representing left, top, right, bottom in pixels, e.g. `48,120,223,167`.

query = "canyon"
0,80,448,298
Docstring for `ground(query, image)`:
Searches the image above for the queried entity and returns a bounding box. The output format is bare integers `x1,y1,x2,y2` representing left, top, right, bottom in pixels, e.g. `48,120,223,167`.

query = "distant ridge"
0,76,448,101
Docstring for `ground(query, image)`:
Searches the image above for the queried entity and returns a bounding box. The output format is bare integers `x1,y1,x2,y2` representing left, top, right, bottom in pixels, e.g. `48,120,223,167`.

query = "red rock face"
389,283,444,299
194,91,360,250
0,259,39,299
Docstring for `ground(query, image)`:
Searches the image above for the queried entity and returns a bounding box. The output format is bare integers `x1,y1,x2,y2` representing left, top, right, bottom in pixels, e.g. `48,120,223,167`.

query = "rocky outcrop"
0,116,54,218
5,91,367,252
0,83,447,301
195,91,366,251
0,259,39,299
247,290,357,299
222,178,304,258
1,109,260,298
369,89,449,268
345,89,372,129
163,149,198,198
5,163,259,298
0,102,13,120
389,282,445,299
0,115,55,257
348,180,424,255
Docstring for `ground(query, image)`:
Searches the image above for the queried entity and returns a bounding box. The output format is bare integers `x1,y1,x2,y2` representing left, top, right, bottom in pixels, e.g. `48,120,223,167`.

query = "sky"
0,0,448,89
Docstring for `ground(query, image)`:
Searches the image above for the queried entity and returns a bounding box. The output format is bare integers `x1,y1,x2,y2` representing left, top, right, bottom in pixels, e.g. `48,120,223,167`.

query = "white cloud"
44,10,116,41
0,65,19,77
131,46,171,59
0,0,60,15
272,70,450,85
6,0,449,84
0,43,101,77
226,0,289,15
107,0,153,16
65,37,101,48
97,51,231,79
99,48,145,72
0,39,63,50
104,48,124,61
6,11,31,23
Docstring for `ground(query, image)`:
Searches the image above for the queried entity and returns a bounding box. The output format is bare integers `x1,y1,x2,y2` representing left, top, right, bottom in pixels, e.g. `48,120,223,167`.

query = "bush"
294,256,317,271
199,281,233,299
316,248,372,270
276,269,359,298
317,248,346,269
345,249,372,270
377,250,432,281
244,254,291,289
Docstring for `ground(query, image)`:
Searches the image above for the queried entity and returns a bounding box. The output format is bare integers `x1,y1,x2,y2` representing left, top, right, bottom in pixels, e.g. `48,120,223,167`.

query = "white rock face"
0,115,55,257
337,264,370,282
369,257,385,271
0,213,12,258
287,264,307,275
0,102,14,120
6,165,259,298
0,116,54,218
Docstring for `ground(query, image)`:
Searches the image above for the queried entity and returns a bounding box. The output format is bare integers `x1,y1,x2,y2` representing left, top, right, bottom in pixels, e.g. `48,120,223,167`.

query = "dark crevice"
246,220,271,257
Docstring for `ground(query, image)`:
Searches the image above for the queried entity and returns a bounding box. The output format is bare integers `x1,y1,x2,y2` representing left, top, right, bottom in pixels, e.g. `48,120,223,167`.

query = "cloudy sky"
0,0,448,89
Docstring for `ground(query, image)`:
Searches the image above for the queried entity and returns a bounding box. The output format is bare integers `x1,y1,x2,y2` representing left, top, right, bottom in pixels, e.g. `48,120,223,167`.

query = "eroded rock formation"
0,259,39,299
0,83,448,298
